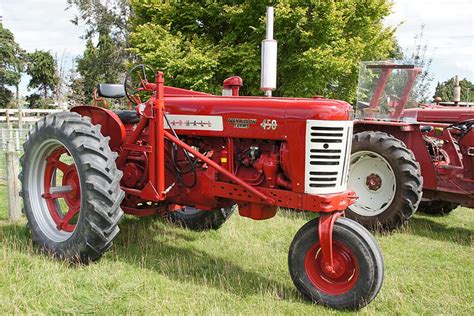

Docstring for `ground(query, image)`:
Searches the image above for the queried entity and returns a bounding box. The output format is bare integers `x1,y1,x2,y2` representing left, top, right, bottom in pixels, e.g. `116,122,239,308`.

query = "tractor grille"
304,120,353,194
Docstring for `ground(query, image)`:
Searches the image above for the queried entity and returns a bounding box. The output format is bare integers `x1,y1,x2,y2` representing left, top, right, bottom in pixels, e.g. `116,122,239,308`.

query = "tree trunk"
44,86,47,99
16,84,20,108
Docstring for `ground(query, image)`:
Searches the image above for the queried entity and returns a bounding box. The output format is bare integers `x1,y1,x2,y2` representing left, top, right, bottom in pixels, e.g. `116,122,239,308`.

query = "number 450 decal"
260,119,278,130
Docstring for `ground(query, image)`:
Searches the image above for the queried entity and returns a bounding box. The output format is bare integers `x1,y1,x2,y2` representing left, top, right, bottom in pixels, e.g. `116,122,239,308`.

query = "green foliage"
0,22,24,107
68,0,129,103
0,87,13,107
129,0,398,101
435,77,474,102
25,93,56,109
76,32,125,100
67,0,129,43
25,50,59,99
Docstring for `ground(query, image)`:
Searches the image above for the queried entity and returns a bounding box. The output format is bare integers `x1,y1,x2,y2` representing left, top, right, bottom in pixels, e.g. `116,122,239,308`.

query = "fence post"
0,127,5,151
6,140,21,222
18,107,23,130
6,109,14,148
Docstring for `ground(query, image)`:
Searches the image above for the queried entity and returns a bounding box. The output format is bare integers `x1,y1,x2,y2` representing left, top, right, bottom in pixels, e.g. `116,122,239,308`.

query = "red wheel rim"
41,147,81,233
304,241,359,295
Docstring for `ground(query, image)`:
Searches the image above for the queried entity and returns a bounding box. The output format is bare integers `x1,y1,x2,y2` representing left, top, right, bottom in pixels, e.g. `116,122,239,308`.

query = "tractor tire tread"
347,131,423,231
20,112,124,263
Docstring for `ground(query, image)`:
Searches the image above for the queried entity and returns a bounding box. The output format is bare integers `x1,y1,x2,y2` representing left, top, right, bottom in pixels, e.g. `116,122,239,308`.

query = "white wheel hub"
348,150,397,217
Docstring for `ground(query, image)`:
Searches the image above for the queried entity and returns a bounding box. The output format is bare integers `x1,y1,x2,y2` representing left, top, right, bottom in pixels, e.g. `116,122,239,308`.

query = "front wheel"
167,205,236,231
288,217,384,310
347,131,423,231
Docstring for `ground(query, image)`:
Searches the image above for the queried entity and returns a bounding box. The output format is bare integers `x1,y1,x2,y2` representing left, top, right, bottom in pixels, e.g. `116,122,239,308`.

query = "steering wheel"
124,64,156,104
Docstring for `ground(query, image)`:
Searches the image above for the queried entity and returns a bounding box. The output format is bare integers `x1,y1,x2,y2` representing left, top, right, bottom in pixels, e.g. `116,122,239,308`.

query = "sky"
0,0,473,99
384,0,474,94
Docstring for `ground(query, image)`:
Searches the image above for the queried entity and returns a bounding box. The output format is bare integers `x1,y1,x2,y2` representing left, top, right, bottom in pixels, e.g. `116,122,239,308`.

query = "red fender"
71,106,126,151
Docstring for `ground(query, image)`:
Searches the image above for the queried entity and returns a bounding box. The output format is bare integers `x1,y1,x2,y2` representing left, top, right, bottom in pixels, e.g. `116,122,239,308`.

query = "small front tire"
288,217,384,310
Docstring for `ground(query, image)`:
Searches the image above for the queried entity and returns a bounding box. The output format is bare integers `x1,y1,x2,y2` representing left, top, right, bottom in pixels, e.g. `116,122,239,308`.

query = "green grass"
0,183,473,314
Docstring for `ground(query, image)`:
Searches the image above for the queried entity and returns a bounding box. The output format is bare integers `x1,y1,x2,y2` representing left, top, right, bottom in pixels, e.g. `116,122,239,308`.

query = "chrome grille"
305,120,353,194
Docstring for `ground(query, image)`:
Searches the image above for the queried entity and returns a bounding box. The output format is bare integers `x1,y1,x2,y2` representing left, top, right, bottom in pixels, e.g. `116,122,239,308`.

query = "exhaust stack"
260,6,277,97
453,75,461,105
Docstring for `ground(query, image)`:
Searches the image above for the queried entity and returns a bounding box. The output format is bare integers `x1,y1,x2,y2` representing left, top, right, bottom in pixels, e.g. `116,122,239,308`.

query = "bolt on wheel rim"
348,151,396,217
28,139,81,242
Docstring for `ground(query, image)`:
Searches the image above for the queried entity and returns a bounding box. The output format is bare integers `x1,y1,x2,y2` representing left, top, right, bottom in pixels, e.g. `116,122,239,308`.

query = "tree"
67,0,129,45
0,22,24,108
435,77,474,102
76,31,124,100
26,50,59,100
129,0,399,101
67,0,129,102
401,25,434,103
67,65,87,107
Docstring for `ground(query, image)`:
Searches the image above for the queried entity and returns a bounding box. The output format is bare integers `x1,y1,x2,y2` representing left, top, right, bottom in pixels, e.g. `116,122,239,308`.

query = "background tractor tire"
347,131,423,231
20,112,124,263
417,200,458,216
288,217,384,310
167,205,236,231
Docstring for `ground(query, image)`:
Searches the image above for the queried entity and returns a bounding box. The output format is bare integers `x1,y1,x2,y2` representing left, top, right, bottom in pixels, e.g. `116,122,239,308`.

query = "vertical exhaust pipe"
260,6,277,97
453,75,461,105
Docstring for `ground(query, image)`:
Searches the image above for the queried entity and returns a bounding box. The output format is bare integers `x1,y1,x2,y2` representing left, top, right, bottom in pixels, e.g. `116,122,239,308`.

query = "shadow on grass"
112,216,300,301
277,208,318,221
405,216,473,246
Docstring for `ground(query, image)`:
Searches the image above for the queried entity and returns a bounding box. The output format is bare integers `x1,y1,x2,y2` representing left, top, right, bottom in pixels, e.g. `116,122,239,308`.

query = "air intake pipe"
260,6,277,97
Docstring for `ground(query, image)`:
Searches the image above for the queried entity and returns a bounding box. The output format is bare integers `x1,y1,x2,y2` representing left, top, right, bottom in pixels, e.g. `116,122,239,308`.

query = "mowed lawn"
0,183,472,314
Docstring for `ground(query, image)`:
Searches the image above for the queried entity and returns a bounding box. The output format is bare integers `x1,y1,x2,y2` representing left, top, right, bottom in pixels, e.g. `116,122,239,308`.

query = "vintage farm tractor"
19,8,383,310
346,62,473,230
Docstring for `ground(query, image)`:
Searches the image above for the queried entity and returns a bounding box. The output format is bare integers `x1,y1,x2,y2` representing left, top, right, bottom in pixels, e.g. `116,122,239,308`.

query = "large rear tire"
288,217,384,310
347,131,423,231
20,112,124,263
167,205,236,231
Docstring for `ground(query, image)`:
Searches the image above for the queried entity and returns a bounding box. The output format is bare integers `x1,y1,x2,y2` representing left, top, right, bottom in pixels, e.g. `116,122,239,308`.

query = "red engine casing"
74,87,355,219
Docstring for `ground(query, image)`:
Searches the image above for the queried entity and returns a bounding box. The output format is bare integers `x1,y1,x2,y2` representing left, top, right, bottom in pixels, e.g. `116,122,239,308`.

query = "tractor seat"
113,110,140,124
97,84,126,98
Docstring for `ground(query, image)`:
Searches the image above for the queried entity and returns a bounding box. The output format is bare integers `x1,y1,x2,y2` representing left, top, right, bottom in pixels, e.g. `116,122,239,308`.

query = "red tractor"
19,8,383,310
346,62,473,230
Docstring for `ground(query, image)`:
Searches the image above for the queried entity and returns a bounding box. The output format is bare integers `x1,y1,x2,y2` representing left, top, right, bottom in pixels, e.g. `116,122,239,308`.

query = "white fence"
0,108,63,180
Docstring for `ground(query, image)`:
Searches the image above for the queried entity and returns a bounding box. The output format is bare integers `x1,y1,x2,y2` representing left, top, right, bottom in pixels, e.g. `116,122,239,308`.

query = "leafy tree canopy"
0,22,24,107
435,77,474,103
26,50,59,99
129,0,399,101
67,0,129,103
76,31,124,99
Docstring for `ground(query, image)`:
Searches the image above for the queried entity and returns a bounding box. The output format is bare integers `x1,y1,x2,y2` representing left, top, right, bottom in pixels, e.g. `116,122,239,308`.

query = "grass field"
0,183,473,314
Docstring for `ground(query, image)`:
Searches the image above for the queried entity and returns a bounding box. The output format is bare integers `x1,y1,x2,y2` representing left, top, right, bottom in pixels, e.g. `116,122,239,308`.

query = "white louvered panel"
304,120,353,194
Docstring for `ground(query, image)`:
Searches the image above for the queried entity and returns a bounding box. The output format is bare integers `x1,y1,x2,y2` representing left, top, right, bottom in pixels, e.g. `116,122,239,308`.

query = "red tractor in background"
346,62,473,230
19,8,383,310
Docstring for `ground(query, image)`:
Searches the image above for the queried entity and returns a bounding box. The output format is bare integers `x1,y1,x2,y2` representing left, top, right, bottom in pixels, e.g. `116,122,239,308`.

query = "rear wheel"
347,131,423,231
20,112,124,262
417,200,458,216
167,205,236,231
288,217,384,310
